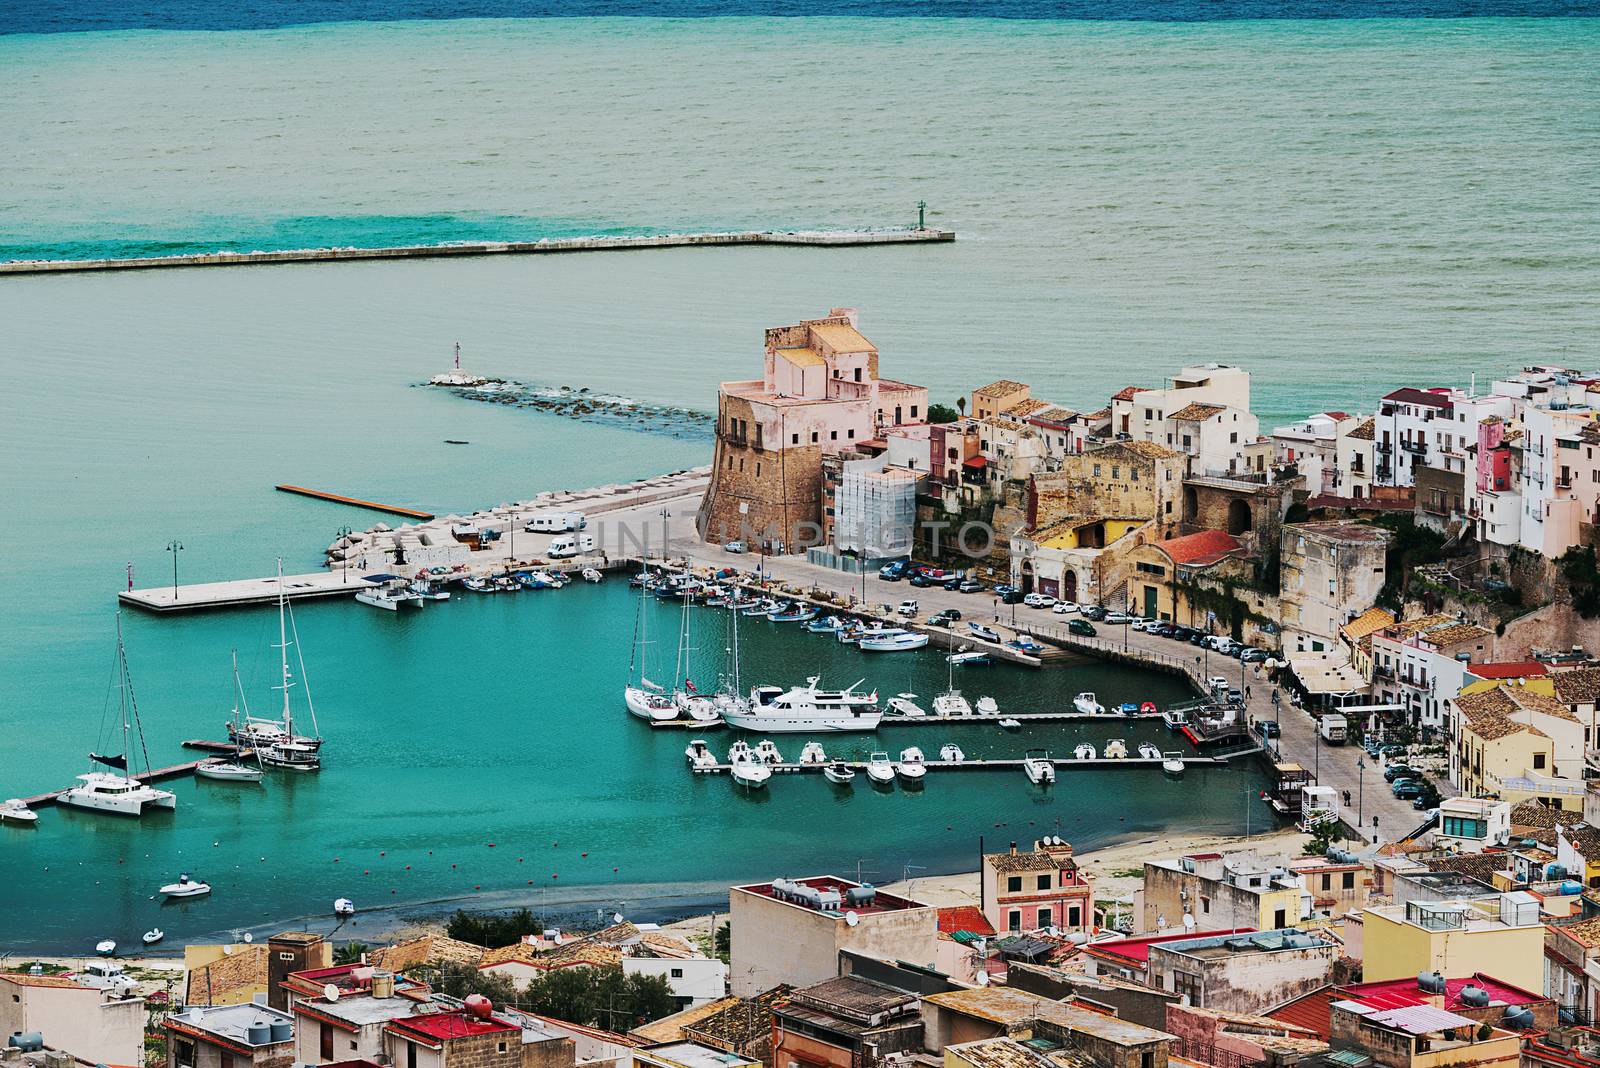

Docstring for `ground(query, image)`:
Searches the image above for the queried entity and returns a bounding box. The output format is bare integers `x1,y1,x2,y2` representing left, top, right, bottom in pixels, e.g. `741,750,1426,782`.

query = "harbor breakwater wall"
1,228,956,276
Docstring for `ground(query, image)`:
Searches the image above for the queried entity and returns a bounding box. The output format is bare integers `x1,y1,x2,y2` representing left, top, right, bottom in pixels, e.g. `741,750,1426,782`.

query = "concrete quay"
1,228,955,276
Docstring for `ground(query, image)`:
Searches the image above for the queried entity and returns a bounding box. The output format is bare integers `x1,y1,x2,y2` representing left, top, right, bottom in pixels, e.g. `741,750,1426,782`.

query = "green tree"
1560,546,1600,618
623,971,677,1025
927,403,960,424
445,907,542,947
334,941,369,965
714,921,731,964
526,966,600,1024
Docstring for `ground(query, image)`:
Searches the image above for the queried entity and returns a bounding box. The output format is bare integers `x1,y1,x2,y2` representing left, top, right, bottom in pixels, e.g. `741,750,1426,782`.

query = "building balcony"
1400,439,1428,456
1376,441,1394,454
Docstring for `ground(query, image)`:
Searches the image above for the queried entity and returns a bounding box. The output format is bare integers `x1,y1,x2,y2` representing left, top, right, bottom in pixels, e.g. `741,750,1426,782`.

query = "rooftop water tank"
1505,1006,1536,1030
845,885,877,907
8,1033,44,1053
464,994,494,1019
245,1021,271,1045
817,889,843,910
1459,986,1490,1007
268,1019,292,1042
1561,880,1584,896
1419,971,1447,994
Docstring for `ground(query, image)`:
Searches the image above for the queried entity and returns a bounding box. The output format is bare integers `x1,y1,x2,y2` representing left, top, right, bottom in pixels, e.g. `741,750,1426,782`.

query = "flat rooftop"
170,1003,294,1047
1084,929,1254,965
1154,931,1333,960
645,1041,756,1068
924,988,1174,1046
733,875,929,917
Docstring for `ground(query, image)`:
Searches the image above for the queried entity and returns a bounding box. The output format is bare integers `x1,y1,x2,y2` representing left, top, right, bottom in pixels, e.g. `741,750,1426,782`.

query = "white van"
547,533,597,559
525,510,587,533
1319,714,1348,745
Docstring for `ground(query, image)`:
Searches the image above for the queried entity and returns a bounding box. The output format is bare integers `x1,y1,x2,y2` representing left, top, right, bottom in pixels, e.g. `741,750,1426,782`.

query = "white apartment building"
1166,402,1262,478
1111,364,1251,444
1375,387,1456,487
1273,412,1359,496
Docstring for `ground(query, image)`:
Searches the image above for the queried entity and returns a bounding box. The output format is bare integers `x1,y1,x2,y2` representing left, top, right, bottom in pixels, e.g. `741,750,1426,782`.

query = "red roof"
963,456,988,469
1469,661,1549,680
1266,986,1336,1039
938,906,997,937
1112,386,1148,402
387,1011,519,1041
1154,530,1242,566
1084,928,1252,965
1382,387,1454,410
1343,973,1549,1013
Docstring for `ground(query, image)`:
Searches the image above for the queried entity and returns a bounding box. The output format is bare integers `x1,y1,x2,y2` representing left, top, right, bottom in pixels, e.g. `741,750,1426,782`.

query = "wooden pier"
0,228,955,276
275,484,435,520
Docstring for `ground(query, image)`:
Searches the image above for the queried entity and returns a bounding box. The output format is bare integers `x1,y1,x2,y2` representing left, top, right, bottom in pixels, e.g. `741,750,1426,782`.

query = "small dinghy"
798,741,828,765
1074,743,1097,760
160,874,211,899
142,928,164,946
1140,701,1158,714
582,568,603,583
1138,742,1162,760
999,717,1022,730
824,760,856,785
939,743,966,763
1104,739,1128,759
95,940,117,956
334,898,356,916
975,696,999,716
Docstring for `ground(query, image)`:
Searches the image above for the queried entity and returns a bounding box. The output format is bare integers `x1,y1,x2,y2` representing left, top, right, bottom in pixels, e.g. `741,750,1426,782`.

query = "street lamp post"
336,526,352,584
1356,757,1366,831
166,540,183,600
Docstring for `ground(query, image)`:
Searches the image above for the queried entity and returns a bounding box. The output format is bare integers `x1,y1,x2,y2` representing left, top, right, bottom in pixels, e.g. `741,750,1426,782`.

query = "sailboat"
624,562,679,722
197,653,265,783
58,613,178,817
247,561,324,772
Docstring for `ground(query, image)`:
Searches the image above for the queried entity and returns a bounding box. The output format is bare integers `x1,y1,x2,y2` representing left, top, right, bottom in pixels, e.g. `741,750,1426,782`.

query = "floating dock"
1,228,955,276
275,484,435,520
690,752,1246,776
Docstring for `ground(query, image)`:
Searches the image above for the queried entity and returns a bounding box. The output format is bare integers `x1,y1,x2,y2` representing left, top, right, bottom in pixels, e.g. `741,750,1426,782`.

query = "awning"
963,456,988,469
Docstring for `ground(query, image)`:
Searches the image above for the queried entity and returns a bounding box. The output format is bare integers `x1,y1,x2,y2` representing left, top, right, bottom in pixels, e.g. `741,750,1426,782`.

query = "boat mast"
114,610,154,777
275,559,294,738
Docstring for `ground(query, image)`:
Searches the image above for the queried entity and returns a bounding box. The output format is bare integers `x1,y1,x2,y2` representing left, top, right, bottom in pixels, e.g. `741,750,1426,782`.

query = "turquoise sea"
2,15,1598,951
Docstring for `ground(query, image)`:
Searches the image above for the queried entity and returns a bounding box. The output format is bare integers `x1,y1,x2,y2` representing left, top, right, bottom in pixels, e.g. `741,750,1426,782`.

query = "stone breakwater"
426,379,714,439
0,227,956,274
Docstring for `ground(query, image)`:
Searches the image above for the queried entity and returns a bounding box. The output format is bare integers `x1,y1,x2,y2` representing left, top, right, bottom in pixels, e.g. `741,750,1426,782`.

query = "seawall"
0,228,955,276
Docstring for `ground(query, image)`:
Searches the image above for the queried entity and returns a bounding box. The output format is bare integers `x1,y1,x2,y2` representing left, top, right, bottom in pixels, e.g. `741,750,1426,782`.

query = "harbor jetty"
274,484,435,520
1,227,955,276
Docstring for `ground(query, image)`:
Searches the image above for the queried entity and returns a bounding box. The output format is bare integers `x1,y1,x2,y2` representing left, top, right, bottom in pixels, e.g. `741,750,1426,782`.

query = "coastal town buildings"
1358,895,1545,991
1139,852,1305,934
769,975,923,1068
0,972,145,1066
980,839,1094,935
1143,929,1339,1014
165,1002,297,1068
1277,521,1391,654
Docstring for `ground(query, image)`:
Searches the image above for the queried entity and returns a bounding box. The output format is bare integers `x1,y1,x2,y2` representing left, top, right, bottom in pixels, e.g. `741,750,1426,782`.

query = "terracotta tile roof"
1457,686,1546,741
185,944,268,1006
630,997,740,1044
1155,529,1243,566
1421,622,1494,647
1382,613,1458,640
1029,406,1077,425
947,1038,1048,1068
684,985,792,1051
1511,800,1566,831
637,931,699,959
479,941,541,968
1556,918,1600,948
1341,607,1396,642
1112,386,1148,402
1084,407,1111,421
974,380,1029,399
1005,398,1050,418
1170,402,1226,422
1347,418,1376,441
776,346,824,368
1424,853,1505,885
1553,667,1600,705
939,906,998,937
0,973,88,989
1470,662,1549,680
369,935,484,973
1382,387,1454,410
1117,439,1182,460
1265,986,1336,1039
986,848,1078,873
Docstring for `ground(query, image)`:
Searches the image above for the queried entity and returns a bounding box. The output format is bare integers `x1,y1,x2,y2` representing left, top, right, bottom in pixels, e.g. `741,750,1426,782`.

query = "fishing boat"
1138,743,1162,760
334,898,356,917
728,595,761,612
939,743,965,763
684,739,717,769
1073,692,1105,716
0,799,37,825
354,574,415,610
999,717,1022,730
142,929,164,946
858,629,929,653
835,622,865,645
866,752,896,785
824,761,856,785
1163,708,1191,730
769,604,820,624
742,598,776,617
582,568,603,583
160,874,211,899
806,615,845,634
753,739,785,765
730,759,771,789
1073,743,1097,760
798,741,828,765
896,747,927,784
257,564,325,773
1023,750,1056,784
409,574,451,601
1104,739,1128,759
968,622,1002,643
728,740,755,764
946,650,992,666
199,653,266,783
462,575,496,593
728,678,881,733
59,614,178,818
493,575,521,592
975,696,999,716
1163,752,1187,775
95,940,116,956
886,693,927,717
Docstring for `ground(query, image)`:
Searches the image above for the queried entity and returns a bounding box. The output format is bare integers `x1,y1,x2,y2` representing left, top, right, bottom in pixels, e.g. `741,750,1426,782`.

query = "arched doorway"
1063,571,1078,603
1227,498,1251,536
1183,486,1199,524
1020,561,1035,595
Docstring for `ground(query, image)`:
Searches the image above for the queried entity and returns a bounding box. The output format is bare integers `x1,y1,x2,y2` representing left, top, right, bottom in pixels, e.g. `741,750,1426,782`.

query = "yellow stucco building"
1359,896,1543,992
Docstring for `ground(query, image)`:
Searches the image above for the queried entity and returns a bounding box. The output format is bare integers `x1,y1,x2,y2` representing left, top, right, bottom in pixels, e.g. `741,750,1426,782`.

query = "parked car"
1068,619,1097,637
879,568,904,583
1241,648,1269,664
1152,622,1177,638
1392,781,1426,800
909,574,932,588
1383,764,1419,783
1051,601,1079,614
943,575,964,591
724,540,747,554
929,609,962,627
1000,589,1025,604
958,579,985,594
897,599,920,617
1188,631,1208,645
1170,625,1196,642
1254,720,1281,739
1105,612,1133,625
1082,605,1107,621
993,583,1017,596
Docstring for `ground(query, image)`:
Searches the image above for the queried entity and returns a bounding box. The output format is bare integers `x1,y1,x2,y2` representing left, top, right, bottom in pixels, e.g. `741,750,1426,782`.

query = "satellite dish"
243,932,253,943
844,911,860,927
222,945,234,956
324,984,341,1003
613,912,624,925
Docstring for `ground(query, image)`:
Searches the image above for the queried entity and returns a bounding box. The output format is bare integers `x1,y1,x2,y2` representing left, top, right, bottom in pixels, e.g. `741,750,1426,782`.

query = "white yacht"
824,761,856,785
886,693,927,718
232,563,325,770
1163,752,1187,775
975,696,999,716
334,898,356,917
939,743,965,763
798,742,828,765
684,739,717,769
1138,743,1162,760
727,740,755,764
0,799,37,825
624,562,681,721
730,760,771,789
674,691,722,723
866,752,896,785
896,747,927,783
160,874,211,899
200,653,266,783
858,629,929,653
1104,739,1128,759
354,575,415,611
1023,751,1056,784
932,690,973,717
59,615,177,818
753,739,785,765
727,678,881,733
1074,743,1097,760
1073,692,1105,715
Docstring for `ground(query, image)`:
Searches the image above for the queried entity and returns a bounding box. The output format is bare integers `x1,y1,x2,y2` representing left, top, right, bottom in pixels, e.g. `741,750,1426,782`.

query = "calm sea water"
2,13,1597,950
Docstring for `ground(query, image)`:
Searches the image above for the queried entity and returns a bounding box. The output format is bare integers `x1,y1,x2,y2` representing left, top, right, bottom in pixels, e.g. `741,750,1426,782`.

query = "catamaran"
726,677,881,732
58,614,178,818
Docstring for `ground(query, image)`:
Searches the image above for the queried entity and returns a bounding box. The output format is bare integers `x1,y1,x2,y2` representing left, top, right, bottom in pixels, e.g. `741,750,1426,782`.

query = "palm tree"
334,941,369,965
956,396,966,418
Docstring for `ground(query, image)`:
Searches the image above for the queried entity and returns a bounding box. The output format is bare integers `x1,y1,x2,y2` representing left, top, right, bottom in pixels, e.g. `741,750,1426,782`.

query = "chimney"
1010,842,1018,855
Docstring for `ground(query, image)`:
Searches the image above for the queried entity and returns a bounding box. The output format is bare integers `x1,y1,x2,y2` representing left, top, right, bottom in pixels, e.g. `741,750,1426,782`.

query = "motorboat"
625,685,679,722
493,576,521,592
262,739,321,772
742,598,777,617
195,758,264,783
887,693,927,718
1073,692,1105,716
730,678,881,733
95,940,116,956
354,575,415,610
1140,701,1158,714
1163,708,1191,729
858,629,930,653
1074,744,1097,760
999,717,1022,730
728,740,755,764
824,761,856,785
753,740,785,765
807,615,845,634
1,799,38,825
770,605,821,624
1114,702,1141,716
1023,751,1056,784
1163,753,1187,775
946,651,992,666
933,690,973,717
835,623,866,645
60,616,178,818
1104,739,1128,759
334,898,356,916
684,739,717,769
730,760,771,789
160,873,212,898
582,568,604,583
975,696,999,716
798,742,828,765
968,623,1002,643
939,743,966,763
463,575,497,593
142,929,164,946
895,748,927,783
1138,743,1162,760
866,752,896,785
1008,635,1044,653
